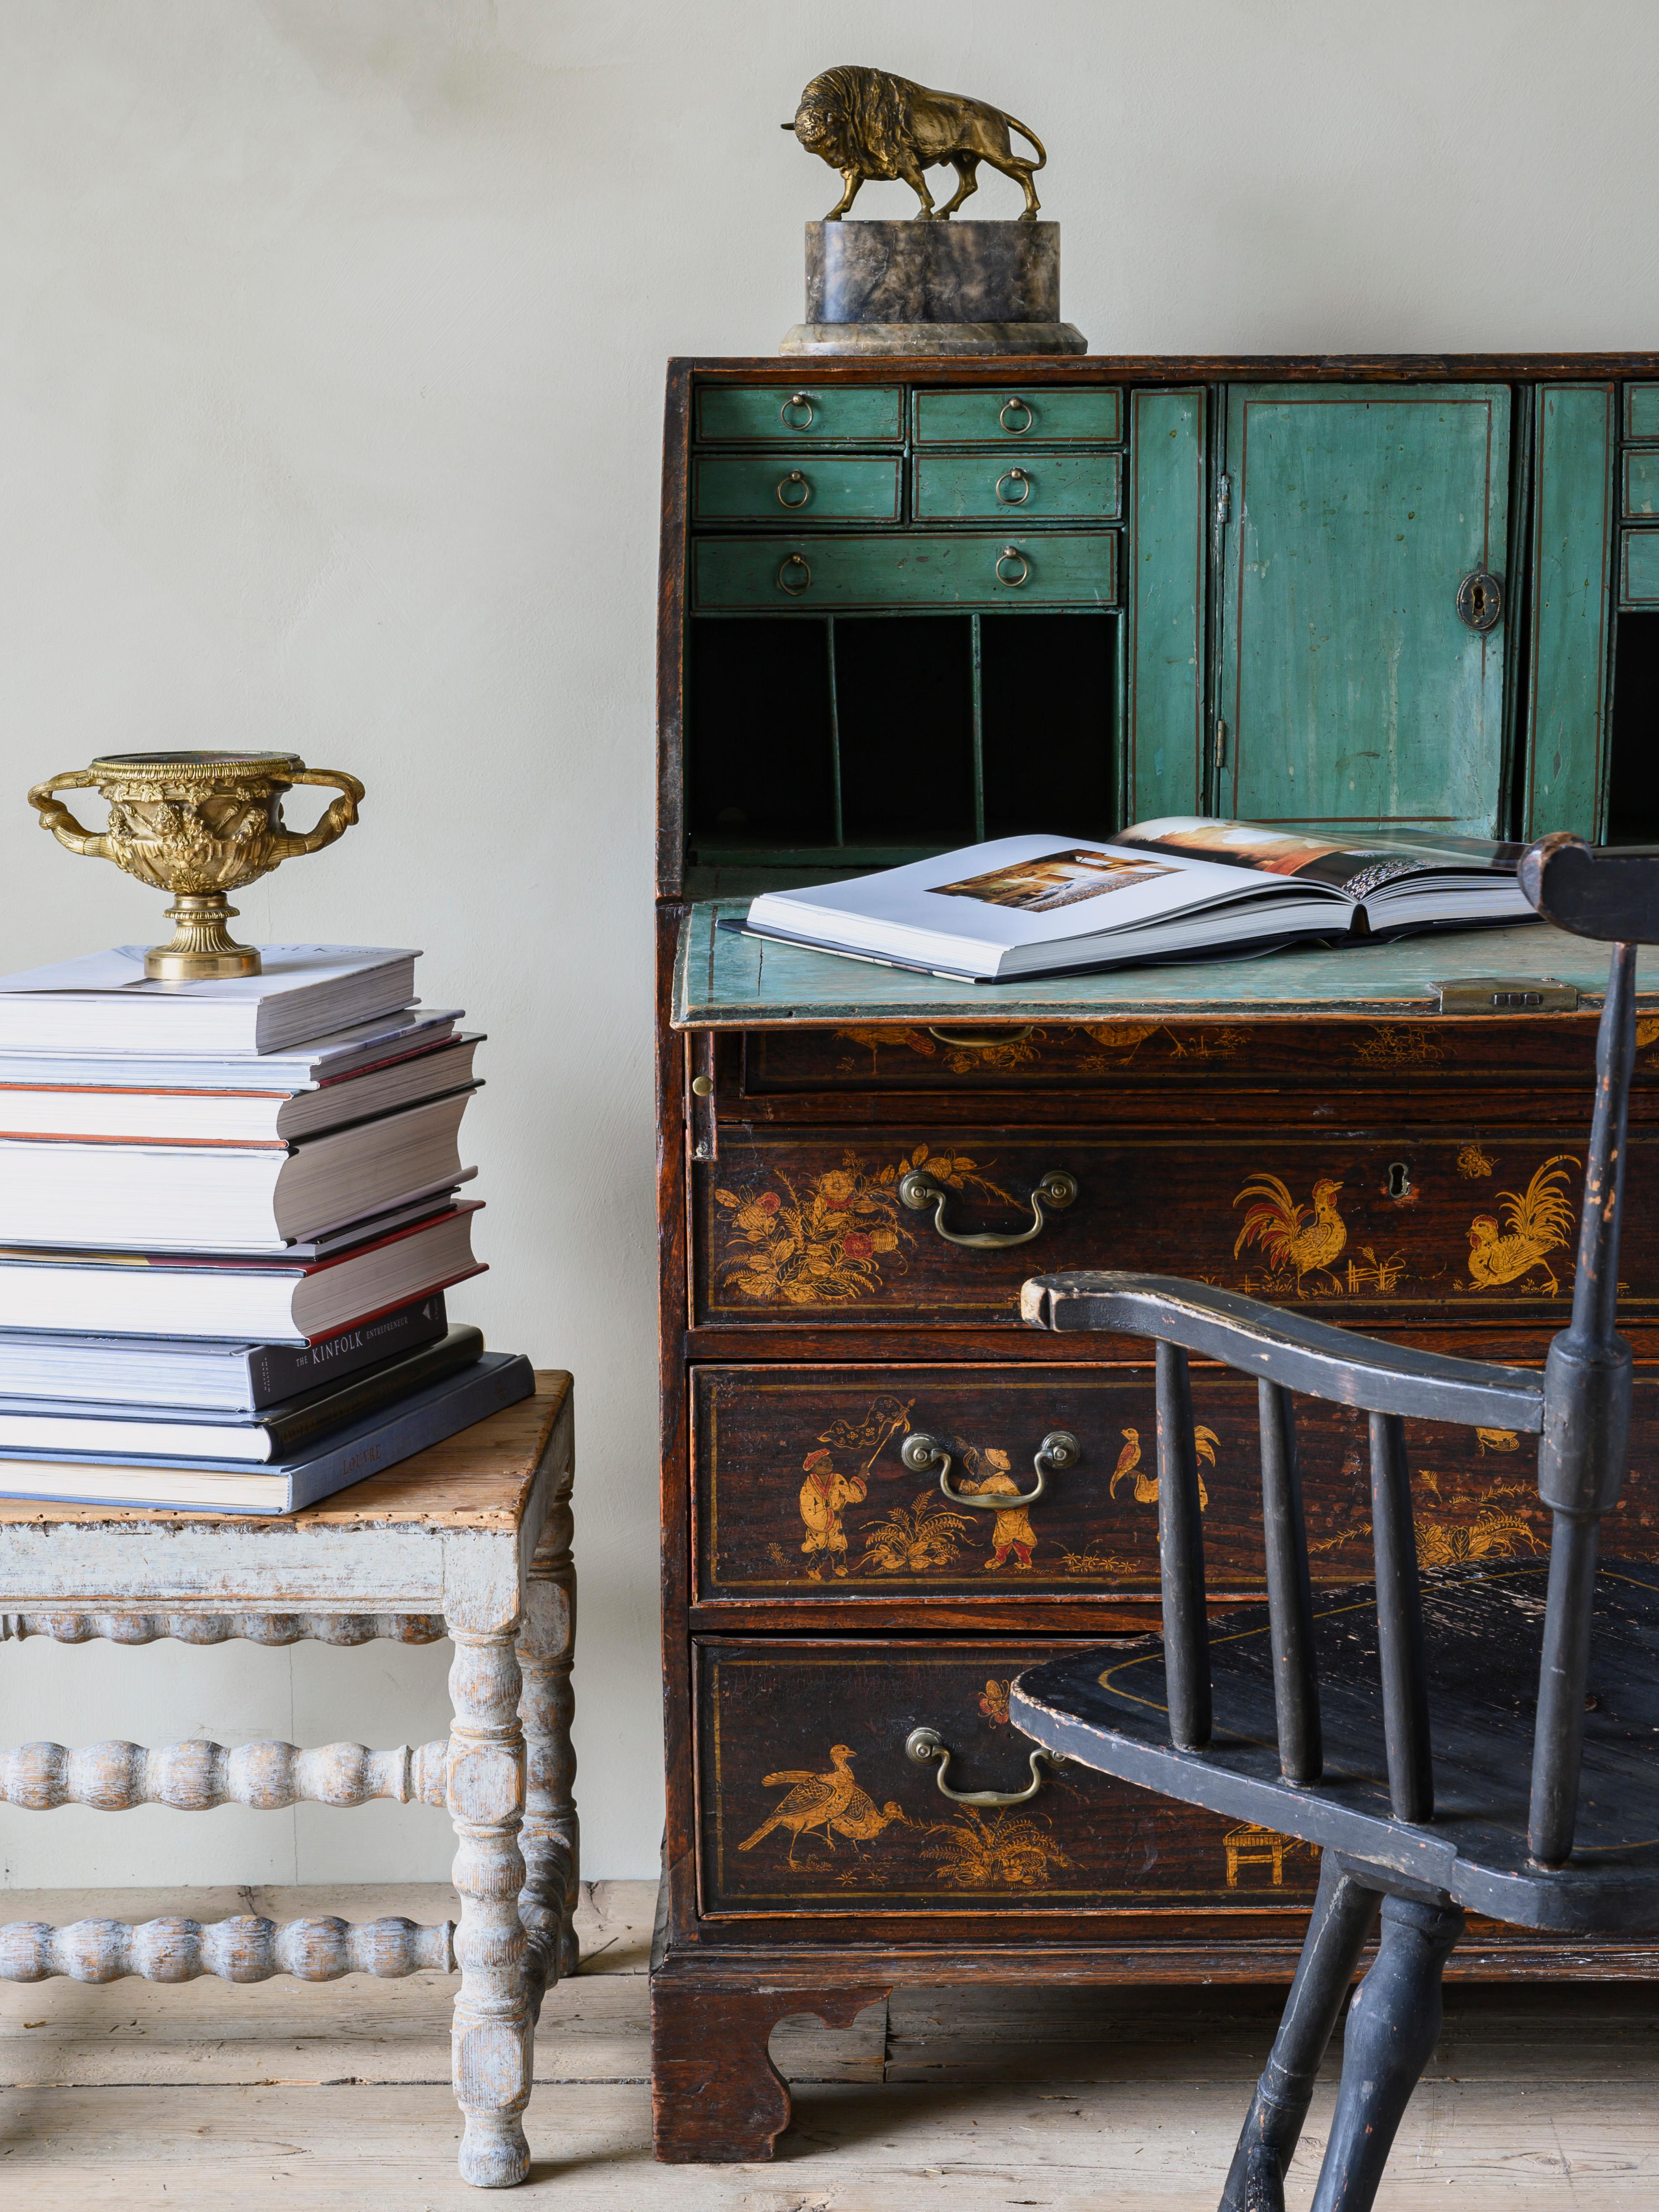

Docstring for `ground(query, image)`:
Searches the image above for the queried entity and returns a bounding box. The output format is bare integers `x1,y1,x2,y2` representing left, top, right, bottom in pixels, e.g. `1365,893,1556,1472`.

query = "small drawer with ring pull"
693,383,904,445
912,450,1123,524
913,386,1123,445
691,453,902,525
690,531,1118,611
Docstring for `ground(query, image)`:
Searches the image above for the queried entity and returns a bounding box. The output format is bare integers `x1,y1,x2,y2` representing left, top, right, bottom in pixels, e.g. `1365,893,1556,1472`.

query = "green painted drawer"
695,384,903,445
914,386,1122,445
1625,386,1659,443
692,531,1118,611
1621,529,1659,606
692,454,902,524
1625,451,1659,518
913,449,1123,522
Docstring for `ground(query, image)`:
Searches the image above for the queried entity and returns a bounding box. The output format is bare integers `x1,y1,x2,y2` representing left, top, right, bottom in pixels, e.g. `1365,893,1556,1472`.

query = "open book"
735,819,1536,982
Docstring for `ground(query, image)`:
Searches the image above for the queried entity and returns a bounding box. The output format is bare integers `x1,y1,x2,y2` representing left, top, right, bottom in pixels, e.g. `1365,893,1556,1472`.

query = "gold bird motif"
1109,1425,1217,1511
1462,1155,1580,1295
1234,1174,1347,1290
738,1743,861,1863
827,1787,909,1851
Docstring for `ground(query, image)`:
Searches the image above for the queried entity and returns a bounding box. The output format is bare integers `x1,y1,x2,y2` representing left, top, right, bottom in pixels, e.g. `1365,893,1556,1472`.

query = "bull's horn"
781,120,797,129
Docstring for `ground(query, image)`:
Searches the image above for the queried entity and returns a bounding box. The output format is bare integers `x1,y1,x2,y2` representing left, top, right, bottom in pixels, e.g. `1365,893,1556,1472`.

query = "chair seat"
1011,1561,1659,1934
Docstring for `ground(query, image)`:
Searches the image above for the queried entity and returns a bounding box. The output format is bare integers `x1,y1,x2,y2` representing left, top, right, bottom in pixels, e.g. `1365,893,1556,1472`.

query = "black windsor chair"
1008,833,1659,2212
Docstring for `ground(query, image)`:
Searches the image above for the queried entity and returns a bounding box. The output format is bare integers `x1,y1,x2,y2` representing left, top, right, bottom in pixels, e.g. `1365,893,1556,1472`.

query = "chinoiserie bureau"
0,1372,575,2191
652,354,1659,2164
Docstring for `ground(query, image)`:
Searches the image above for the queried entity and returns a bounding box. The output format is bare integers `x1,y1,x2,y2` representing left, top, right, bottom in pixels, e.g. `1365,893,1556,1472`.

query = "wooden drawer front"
690,1362,1646,1604
695,385,903,445
1625,384,1659,442
914,388,1123,445
691,532,1118,612
697,1637,1317,1914
1621,529,1659,606
691,453,902,525
1624,451,1659,519
696,1129,1656,1326
913,450,1123,524
741,1016,1620,1093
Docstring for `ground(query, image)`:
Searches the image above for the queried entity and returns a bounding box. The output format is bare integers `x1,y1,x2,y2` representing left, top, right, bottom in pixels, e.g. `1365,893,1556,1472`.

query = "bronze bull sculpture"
784,66,1045,222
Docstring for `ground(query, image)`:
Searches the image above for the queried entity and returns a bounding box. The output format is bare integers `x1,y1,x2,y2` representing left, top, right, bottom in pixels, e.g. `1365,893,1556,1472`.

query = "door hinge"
1215,473,1231,528
1433,976,1578,1014
1214,719,1229,769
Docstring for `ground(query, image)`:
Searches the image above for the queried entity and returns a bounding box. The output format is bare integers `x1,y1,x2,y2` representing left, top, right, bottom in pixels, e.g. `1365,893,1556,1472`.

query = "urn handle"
898,1165,1076,1247
27,770,111,860
904,1726,1063,1806
267,769,366,862
901,1428,1079,1511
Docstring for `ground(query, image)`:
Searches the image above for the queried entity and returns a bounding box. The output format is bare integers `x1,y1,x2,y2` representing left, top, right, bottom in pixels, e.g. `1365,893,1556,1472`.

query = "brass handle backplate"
1455,569,1504,632
995,467,1031,504
777,470,811,509
926,1025,1035,1049
995,544,1030,587
777,553,813,597
999,395,1034,434
905,1726,1063,1806
902,1428,1080,1511
898,1166,1076,1248
781,391,816,430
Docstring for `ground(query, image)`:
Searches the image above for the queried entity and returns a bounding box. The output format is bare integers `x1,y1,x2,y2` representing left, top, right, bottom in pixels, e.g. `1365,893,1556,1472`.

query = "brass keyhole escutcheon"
1456,569,1504,633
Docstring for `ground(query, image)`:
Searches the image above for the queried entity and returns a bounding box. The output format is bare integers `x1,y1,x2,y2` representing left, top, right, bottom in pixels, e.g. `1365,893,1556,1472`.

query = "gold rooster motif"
738,1743,906,1863
1461,1154,1581,1295
1233,1174,1348,1292
1109,1424,1218,1512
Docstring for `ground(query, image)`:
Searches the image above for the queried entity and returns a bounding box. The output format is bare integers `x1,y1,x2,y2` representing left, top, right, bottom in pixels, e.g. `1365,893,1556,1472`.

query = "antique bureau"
652,354,1659,2161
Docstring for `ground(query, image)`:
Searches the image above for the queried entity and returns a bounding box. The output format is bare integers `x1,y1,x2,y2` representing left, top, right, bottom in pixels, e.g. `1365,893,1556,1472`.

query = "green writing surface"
1219,386,1511,835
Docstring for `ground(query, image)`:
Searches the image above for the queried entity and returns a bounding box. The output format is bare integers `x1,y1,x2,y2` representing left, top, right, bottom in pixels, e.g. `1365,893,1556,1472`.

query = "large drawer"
692,453,902,524
913,449,1123,523
691,531,1118,612
695,384,903,444
691,1362,1637,1605
914,387,1123,444
695,1127,1654,1326
696,1637,1316,1915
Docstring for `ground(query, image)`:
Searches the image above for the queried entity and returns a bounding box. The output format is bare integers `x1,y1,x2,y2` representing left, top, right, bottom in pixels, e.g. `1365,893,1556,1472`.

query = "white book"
0,1090,476,1252
0,946,420,1054
740,821,1536,982
0,1007,463,1092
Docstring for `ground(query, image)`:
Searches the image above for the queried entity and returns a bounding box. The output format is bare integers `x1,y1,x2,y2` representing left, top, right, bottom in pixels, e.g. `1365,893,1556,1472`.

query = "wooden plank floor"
2,1880,1657,2205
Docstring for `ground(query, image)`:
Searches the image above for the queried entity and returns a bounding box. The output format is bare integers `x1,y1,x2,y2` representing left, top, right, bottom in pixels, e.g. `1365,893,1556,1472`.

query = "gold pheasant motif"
1461,1155,1581,1295
1109,1424,1218,1511
1233,1174,1348,1291
738,1743,861,1863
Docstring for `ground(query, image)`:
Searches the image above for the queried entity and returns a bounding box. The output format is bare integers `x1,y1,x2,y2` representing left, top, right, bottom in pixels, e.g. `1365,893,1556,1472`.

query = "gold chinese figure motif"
784,66,1046,221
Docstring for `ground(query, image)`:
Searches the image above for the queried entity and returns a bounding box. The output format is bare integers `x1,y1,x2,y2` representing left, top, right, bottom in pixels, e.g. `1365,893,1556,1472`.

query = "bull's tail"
1000,111,1046,170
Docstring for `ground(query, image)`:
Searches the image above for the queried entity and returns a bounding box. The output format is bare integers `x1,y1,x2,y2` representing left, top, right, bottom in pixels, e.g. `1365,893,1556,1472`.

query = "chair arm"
1021,1270,1545,1432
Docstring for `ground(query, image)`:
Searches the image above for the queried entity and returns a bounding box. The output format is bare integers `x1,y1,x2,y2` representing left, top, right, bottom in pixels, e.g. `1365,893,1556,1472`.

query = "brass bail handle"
898,1165,1076,1247
905,1726,1064,1807
27,769,111,857
902,1428,1081,1510
267,767,365,860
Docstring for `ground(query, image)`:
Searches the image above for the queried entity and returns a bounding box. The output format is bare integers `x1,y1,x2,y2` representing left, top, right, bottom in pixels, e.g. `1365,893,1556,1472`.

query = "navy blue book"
0,1350,533,1515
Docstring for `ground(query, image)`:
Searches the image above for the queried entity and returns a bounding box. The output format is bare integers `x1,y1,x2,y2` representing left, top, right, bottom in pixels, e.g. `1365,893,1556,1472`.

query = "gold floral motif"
1415,1506,1546,1568
831,1025,1050,1075
737,1743,909,1865
854,1490,970,1574
1354,1026,1449,1068
1459,1155,1580,1295
919,1805,1074,1888
1458,1141,1496,1179
1234,1174,1350,1294
1343,1246,1409,1294
979,1679,1012,1727
714,1152,909,1304
1057,1546,1141,1574
1110,1424,1218,1511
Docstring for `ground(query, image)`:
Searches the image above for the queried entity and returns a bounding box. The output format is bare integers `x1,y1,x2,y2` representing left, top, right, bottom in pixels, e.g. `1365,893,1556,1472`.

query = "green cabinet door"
1218,385,1512,835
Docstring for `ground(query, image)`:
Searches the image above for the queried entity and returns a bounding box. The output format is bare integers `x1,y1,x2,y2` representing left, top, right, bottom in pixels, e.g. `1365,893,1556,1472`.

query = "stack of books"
0,943,532,1514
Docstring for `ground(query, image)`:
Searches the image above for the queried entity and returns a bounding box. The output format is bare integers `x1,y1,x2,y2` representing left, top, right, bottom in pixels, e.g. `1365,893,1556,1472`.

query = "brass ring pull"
999,395,1034,434
926,1025,1035,1048
905,1726,1064,1806
777,470,811,509
995,545,1030,587
902,1428,1080,1511
777,553,813,597
995,467,1031,505
781,391,816,430
898,1165,1076,1247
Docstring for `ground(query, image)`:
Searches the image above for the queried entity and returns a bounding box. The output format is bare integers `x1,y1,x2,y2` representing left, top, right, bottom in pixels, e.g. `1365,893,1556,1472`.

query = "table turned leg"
517,1469,578,2007
446,1624,532,2188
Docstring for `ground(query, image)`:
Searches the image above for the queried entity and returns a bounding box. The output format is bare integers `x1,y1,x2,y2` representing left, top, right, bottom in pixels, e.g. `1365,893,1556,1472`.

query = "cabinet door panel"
1220,386,1511,836
1524,386,1614,840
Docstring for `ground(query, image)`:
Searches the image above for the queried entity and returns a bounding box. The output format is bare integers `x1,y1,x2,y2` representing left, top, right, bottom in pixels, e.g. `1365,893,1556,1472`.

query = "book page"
1116,817,1523,899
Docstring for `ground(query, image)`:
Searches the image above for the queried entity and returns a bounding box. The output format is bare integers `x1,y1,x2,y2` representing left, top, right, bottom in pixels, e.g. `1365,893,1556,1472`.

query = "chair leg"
1220,1853,1381,2212
1307,1890,1465,2212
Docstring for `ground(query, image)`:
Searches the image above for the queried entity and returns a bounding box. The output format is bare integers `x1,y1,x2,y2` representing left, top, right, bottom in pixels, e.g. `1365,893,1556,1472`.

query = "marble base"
806,220,1061,325
781,320,1087,357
